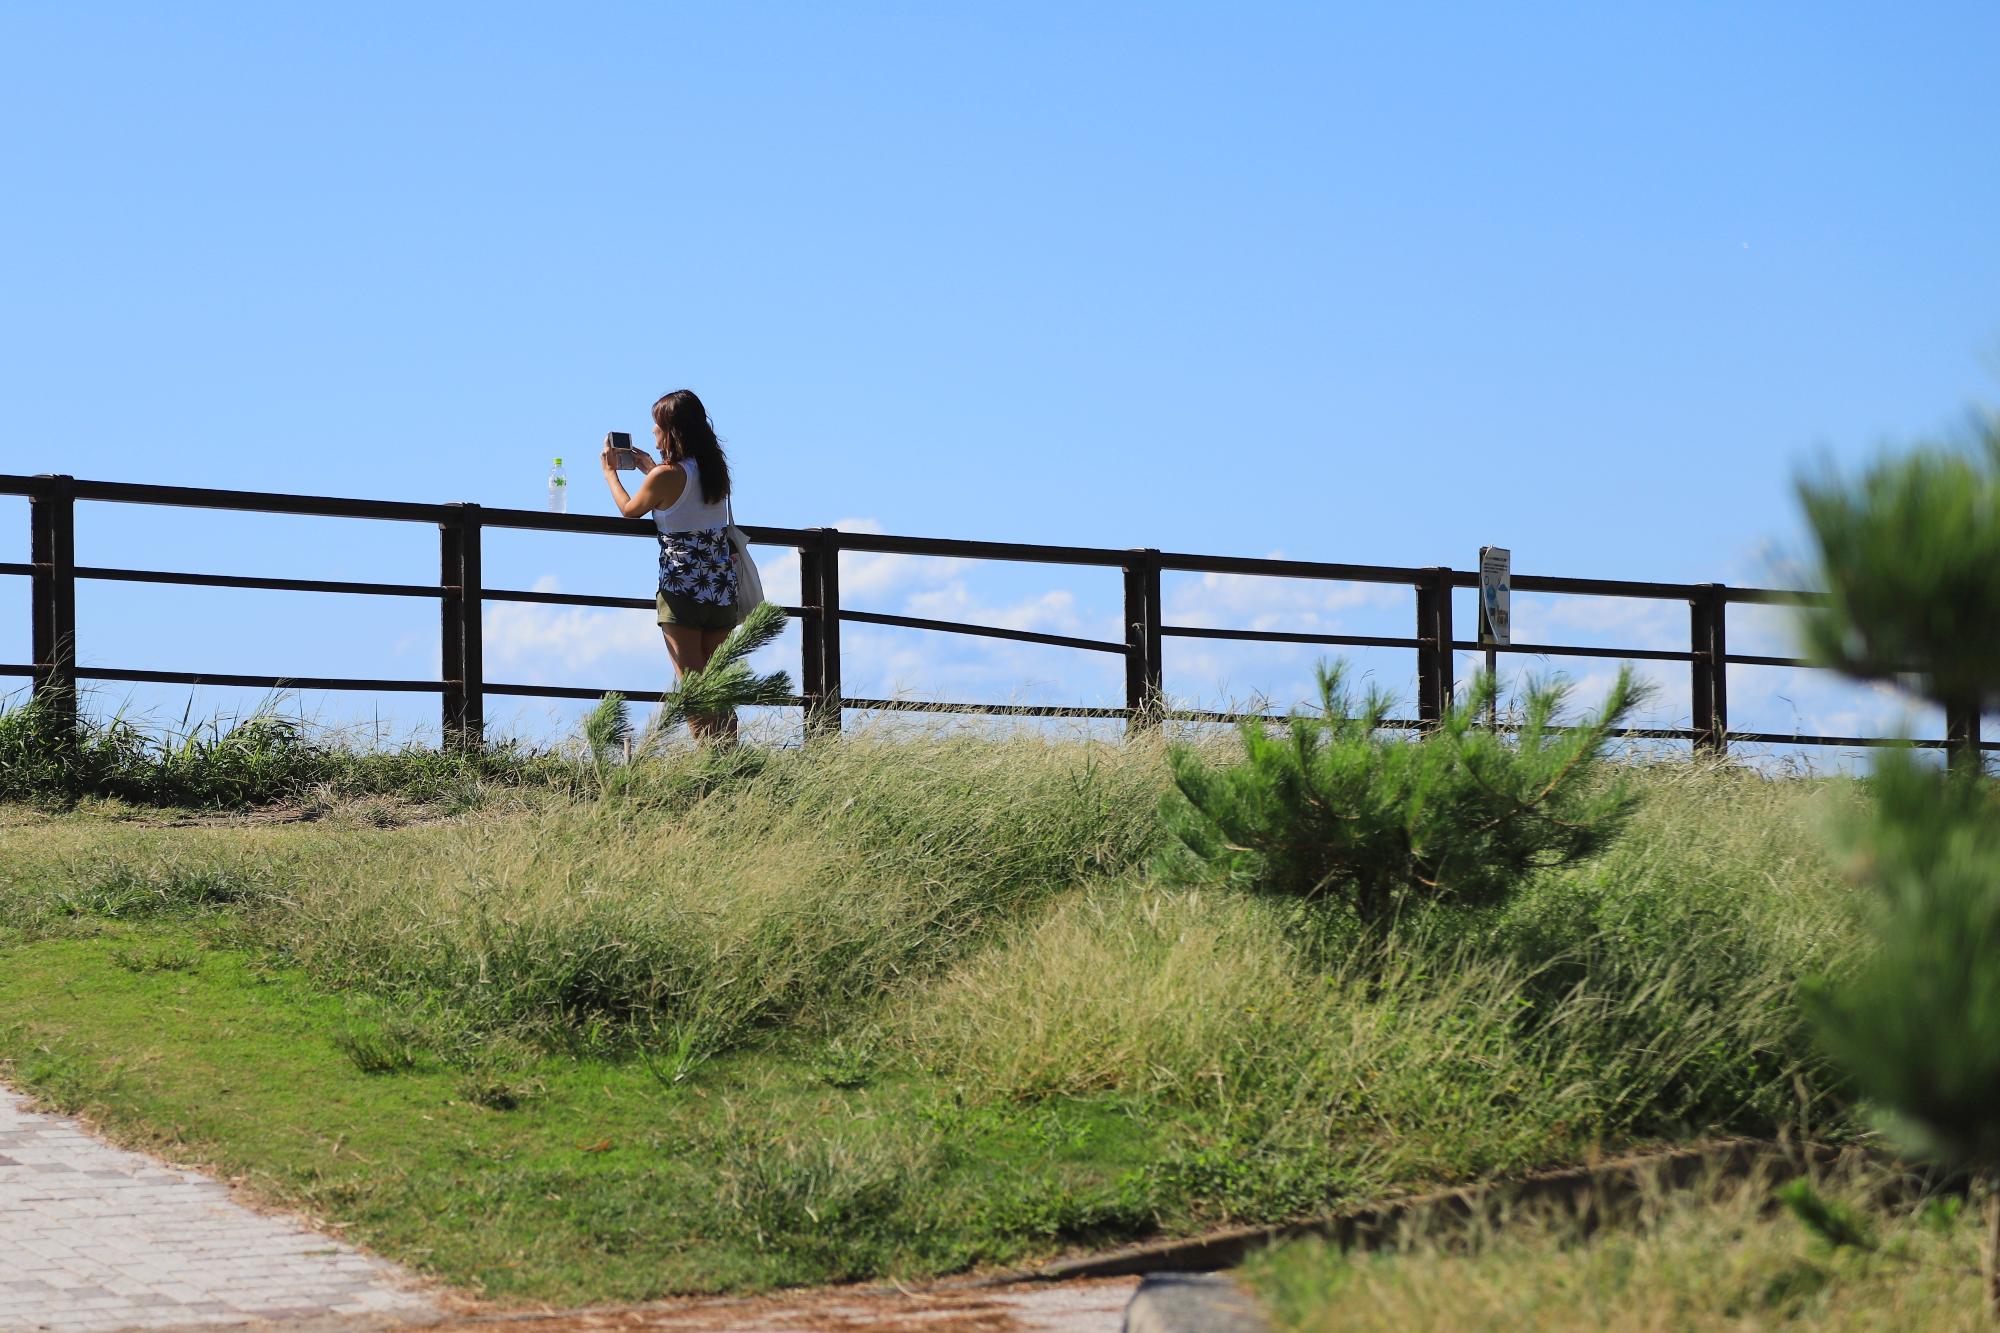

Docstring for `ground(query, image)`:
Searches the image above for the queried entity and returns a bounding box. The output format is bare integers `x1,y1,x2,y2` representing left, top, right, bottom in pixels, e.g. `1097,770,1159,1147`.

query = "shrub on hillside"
0,689,536,809
1161,662,1643,924
1794,413,2000,1315
0,690,346,807
0,690,148,803
1806,754,2000,1166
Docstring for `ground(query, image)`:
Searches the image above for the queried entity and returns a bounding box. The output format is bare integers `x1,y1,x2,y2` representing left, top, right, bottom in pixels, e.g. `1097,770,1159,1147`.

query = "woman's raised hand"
601,433,660,473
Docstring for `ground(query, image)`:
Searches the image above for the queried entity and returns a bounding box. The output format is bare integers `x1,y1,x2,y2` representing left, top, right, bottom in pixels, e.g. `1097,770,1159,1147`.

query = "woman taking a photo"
601,389,738,743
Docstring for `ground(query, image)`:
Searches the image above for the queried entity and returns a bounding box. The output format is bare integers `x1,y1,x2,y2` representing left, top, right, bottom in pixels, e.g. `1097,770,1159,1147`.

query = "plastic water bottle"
546,457,567,513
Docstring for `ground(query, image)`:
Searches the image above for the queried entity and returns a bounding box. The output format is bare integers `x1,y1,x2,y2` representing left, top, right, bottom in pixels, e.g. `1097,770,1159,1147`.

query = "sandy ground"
414,1278,1138,1333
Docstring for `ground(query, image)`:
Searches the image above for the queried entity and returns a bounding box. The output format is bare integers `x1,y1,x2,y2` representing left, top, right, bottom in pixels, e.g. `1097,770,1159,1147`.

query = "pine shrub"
1161,662,1643,924
1796,411,2000,725
1793,411,2000,1315
1805,753,2000,1167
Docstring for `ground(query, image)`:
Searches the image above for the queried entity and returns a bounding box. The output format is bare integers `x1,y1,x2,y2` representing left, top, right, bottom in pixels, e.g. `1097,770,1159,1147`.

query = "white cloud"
1166,562,1406,633
846,581,1123,706
1151,560,1413,712
822,517,970,602
482,575,668,684
841,624,1124,709
903,584,1095,636
757,548,802,606
1521,593,1688,653
1724,601,1808,658
750,517,975,610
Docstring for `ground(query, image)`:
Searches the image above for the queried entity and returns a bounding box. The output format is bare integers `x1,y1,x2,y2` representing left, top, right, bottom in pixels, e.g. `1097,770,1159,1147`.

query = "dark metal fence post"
460,504,484,744
1414,568,1453,727
819,528,841,734
440,503,484,748
801,529,842,737
29,474,77,731
1689,590,1713,751
1691,584,1728,755
1414,576,1436,725
440,507,465,743
1123,549,1163,731
1435,569,1454,719
799,537,824,721
1946,703,1982,771
1708,584,1728,755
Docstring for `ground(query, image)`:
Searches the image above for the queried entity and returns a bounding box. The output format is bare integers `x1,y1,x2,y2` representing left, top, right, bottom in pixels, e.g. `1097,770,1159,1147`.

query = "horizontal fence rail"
0,472,1988,758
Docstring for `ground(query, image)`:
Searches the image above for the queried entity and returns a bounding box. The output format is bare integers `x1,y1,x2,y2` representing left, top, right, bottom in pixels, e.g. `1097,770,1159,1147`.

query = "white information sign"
1478,546,1511,647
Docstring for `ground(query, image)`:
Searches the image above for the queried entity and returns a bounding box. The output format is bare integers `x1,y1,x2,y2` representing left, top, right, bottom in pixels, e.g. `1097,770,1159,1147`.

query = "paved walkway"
0,1084,441,1331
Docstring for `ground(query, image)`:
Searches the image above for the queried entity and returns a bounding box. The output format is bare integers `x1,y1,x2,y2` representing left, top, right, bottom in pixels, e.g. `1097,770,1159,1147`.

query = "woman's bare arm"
601,443,686,518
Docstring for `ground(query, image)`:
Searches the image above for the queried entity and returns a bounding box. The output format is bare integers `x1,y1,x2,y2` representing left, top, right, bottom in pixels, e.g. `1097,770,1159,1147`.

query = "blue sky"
2,3,1996,749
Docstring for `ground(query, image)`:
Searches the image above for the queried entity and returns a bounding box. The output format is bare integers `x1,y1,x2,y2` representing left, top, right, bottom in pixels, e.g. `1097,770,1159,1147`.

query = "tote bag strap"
724,493,764,624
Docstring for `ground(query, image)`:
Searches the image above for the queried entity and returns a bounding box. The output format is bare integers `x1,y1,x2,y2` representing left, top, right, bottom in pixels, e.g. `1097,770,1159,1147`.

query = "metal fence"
2,472,1987,758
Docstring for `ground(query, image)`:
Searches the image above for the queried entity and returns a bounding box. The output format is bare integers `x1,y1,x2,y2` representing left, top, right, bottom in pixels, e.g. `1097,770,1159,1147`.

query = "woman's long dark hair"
652,389,731,504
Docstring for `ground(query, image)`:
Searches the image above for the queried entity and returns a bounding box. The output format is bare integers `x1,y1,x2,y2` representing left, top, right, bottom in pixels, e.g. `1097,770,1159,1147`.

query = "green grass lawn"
1,928,1164,1303
0,735,1874,1305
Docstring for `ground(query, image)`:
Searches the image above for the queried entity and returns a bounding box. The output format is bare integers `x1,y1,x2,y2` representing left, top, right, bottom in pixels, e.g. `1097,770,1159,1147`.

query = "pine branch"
706,602,788,675
643,602,794,744
581,693,631,766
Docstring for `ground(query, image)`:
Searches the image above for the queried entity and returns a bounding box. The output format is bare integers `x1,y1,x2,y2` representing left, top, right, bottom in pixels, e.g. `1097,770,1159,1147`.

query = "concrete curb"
1122,1274,1268,1333
1004,1137,1883,1284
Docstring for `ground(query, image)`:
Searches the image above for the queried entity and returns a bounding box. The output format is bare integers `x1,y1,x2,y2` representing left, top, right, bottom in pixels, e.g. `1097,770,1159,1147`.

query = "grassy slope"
0,740,1870,1303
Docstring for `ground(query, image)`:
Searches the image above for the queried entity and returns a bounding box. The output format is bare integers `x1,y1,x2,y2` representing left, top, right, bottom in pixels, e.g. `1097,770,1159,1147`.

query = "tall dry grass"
229,733,1165,1051
3,731,1872,1225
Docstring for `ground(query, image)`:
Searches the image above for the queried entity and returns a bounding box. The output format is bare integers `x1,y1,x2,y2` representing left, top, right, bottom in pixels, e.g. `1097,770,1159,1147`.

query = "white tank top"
651,457,730,534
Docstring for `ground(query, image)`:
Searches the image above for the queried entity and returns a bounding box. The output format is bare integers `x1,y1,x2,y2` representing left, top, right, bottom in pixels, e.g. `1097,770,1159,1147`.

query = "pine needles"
644,601,795,746
1793,411,2000,1318
1161,661,1644,924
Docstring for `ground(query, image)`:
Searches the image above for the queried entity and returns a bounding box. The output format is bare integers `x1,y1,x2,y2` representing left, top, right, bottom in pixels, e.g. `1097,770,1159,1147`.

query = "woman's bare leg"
660,623,716,741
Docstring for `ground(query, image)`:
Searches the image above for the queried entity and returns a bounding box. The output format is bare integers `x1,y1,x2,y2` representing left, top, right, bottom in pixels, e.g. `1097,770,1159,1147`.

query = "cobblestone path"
0,1084,442,1331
